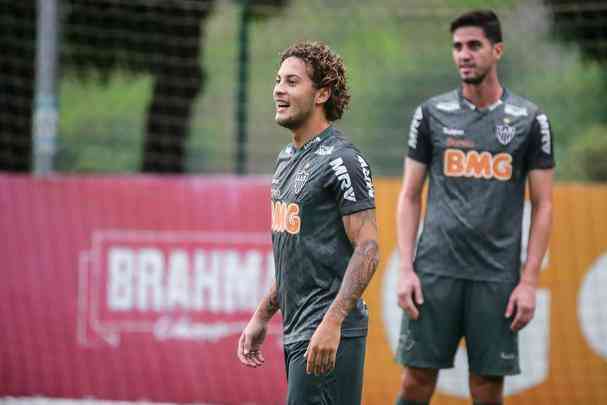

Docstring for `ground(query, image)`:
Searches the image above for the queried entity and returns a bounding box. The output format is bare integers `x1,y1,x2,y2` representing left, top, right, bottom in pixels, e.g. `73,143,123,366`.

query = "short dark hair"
280,41,351,121
450,10,503,44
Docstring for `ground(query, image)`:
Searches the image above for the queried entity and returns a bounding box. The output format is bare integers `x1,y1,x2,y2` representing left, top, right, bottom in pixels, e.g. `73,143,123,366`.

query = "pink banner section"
0,175,285,405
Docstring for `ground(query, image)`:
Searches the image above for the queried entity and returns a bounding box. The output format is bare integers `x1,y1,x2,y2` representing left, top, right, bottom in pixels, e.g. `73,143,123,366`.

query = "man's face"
273,56,319,130
452,26,502,85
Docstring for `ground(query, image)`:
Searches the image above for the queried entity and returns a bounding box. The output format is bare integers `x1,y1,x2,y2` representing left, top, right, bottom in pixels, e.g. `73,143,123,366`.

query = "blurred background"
2,0,607,179
1,1,607,405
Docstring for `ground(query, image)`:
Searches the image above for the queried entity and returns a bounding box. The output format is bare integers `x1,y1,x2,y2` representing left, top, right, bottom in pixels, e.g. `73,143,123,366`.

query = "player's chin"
461,75,483,85
275,115,298,130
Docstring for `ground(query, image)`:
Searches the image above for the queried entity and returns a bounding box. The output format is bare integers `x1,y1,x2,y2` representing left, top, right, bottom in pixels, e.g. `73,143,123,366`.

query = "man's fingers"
314,352,325,375
326,351,337,374
314,348,326,375
403,295,419,320
397,293,408,310
237,334,250,365
511,307,533,331
413,283,424,305
505,296,515,318
237,333,264,367
306,346,336,375
306,345,316,375
321,351,332,375
511,306,526,331
248,350,264,367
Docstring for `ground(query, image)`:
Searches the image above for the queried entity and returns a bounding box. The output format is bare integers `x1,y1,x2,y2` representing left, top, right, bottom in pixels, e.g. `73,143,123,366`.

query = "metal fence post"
235,0,251,175
33,0,59,175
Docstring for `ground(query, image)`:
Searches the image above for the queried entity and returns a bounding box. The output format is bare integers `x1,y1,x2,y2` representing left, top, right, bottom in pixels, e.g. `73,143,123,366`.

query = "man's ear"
494,42,504,61
315,87,331,105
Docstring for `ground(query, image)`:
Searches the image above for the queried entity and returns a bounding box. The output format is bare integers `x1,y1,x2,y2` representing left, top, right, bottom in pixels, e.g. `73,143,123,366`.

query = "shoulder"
329,129,369,161
503,90,542,119
423,89,461,114
277,144,295,160
317,129,371,172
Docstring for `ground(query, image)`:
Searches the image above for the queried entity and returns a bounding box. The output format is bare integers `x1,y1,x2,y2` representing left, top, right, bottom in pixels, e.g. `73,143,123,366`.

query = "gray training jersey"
408,88,555,282
271,126,375,345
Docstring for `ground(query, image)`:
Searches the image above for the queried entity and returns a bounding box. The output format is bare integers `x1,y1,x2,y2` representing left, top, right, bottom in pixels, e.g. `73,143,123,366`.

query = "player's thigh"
333,336,366,405
285,337,366,405
465,280,520,376
396,273,465,369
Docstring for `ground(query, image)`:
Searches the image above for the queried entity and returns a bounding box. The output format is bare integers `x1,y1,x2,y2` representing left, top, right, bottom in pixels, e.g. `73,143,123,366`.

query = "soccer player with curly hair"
237,41,379,405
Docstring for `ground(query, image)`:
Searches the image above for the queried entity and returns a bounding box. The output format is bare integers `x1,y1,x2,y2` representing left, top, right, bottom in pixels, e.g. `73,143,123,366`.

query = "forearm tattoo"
329,211,380,321
261,283,280,318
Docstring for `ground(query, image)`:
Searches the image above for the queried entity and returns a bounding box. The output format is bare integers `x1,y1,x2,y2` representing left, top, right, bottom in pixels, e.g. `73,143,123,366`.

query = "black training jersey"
407,88,555,282
271,126,375,345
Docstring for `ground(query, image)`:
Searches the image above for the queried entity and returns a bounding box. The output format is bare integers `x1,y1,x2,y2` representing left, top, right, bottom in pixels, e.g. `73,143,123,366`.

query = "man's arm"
237,282,279,367
396,158,427,319
305,208,379,376
506,168,554,331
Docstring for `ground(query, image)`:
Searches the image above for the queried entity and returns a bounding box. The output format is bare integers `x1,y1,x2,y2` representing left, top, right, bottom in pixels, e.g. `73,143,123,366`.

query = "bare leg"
469,372,504,404
395,367,439,404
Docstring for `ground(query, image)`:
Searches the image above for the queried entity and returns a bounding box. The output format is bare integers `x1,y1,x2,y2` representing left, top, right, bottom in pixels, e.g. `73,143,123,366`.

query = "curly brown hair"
280,41,351,121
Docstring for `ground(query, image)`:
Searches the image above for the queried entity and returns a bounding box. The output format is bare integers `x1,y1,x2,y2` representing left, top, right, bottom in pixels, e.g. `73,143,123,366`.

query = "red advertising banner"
0,175,285,405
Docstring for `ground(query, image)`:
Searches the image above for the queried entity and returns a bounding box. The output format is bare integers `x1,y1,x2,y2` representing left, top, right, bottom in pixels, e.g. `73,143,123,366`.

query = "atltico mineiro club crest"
292,168,310,195
496,124,516,145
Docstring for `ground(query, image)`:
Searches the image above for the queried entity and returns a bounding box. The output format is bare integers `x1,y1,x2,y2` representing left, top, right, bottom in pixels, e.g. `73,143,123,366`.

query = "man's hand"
397,269,424,320
505,281,537,331
237,317,268,368
305,318,341,376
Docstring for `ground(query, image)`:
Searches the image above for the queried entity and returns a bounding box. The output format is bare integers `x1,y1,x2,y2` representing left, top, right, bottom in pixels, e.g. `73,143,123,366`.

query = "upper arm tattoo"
343,209,378,248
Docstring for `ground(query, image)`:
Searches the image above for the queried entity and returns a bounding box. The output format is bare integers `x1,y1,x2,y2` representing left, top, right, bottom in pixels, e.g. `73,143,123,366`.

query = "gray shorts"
395,272,520,376
284,336,366,405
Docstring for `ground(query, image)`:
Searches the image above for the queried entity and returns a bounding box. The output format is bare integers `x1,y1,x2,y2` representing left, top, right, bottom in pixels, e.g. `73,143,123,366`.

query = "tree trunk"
0,1,35,172
141,5,207,173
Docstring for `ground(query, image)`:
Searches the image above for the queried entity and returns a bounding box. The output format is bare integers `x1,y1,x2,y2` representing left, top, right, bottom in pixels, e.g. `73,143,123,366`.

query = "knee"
469,373,503,404
399,367,438,401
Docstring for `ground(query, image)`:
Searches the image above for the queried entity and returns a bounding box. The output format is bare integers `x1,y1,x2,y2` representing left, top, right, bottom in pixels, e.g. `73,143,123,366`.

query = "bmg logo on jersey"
444,149,513,181
271,201,301,234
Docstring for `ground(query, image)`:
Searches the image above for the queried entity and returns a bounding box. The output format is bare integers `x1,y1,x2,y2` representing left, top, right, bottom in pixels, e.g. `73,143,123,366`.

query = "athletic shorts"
395,272,520,376
284,336,366,405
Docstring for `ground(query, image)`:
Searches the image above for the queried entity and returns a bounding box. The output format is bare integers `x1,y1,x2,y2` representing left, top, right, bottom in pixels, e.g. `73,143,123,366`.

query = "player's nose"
273,82,286,97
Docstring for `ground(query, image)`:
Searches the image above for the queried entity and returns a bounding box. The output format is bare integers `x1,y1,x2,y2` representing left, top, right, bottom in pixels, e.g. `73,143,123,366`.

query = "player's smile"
275,100,290,113
273,56,317,129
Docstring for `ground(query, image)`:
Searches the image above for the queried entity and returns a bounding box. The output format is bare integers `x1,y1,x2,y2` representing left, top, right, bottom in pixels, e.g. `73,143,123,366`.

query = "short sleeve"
324,148,376,216
407,104,432,164
526,112,556,170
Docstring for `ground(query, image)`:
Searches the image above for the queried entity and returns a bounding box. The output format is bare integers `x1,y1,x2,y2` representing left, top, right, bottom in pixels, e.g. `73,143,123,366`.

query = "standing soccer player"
237,41,379,405
394,10,554,405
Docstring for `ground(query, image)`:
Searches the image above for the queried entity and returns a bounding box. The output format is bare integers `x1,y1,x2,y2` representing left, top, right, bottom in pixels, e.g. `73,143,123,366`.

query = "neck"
291,114,331,149
461,71,503,109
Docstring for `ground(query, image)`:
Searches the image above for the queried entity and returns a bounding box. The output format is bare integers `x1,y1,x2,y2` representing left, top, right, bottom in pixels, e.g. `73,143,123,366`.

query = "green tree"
569,126,607,181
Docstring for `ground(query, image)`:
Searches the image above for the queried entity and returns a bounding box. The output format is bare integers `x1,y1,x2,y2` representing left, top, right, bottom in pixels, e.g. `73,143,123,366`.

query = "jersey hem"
396,358,454,369
341,202,375,216
528,161,556,170
415,268,519,283
283,327,368,346
406,152,431,165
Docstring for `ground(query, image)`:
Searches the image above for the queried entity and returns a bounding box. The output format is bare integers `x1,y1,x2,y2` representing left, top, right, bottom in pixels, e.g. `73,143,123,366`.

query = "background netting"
1,0,607,178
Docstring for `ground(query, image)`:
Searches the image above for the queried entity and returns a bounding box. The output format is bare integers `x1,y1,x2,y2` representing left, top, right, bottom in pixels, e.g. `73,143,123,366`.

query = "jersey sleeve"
324,148,376,216
407,104,432,164
526,111,556,170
